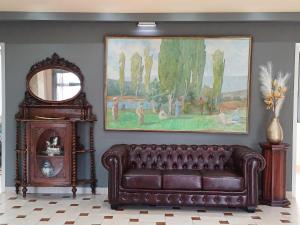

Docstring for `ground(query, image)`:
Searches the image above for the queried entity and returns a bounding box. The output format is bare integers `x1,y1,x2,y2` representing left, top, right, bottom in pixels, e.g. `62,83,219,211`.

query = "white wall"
297,123,300,166
0,45,2,117
0,44,2,193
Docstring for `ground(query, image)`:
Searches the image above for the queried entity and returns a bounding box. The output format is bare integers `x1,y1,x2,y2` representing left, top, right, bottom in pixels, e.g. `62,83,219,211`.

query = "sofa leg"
246,206,256,213
111,204,119,210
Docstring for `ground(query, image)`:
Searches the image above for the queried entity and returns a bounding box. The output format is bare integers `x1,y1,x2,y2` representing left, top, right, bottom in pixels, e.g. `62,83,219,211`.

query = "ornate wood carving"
16,53,96,121
29,53,83,80
15,54,97,198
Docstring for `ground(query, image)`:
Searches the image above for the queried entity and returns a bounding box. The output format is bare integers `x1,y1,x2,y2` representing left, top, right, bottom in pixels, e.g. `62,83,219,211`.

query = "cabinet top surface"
260,142,289,150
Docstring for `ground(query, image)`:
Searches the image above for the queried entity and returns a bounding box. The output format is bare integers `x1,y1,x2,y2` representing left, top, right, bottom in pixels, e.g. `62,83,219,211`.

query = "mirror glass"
29,68,81,101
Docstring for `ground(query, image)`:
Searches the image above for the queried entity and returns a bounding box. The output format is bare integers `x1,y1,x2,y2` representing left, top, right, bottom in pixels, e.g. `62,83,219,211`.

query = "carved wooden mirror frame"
26,53,84,104
17,53,95,121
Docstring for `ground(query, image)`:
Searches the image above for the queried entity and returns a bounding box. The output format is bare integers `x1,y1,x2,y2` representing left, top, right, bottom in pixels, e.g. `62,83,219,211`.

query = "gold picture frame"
104,35,252,134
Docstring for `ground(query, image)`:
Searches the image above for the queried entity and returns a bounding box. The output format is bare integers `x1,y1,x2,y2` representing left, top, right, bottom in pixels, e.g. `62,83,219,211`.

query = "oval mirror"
28,68,82,102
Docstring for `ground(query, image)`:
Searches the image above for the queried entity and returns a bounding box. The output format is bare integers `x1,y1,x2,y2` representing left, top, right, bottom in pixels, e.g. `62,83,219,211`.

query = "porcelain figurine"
41,161,55,177
45,136,62,156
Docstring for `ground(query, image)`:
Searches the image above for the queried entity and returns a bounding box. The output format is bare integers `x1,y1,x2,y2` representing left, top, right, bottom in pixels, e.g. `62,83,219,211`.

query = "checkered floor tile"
0,192,298,225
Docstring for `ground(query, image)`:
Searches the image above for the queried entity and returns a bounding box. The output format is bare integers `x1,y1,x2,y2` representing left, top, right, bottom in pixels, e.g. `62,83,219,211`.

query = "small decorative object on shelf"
41,161,56,177
44,136,63,156
260,142,290,207
259,62,290,144
15,53,97,198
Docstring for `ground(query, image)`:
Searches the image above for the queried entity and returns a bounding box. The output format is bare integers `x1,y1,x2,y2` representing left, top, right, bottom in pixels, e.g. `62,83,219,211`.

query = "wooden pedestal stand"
260,143,290,206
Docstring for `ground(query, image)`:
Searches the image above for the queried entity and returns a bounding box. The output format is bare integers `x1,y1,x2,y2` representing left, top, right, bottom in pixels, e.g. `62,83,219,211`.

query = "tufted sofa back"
127,144,235,171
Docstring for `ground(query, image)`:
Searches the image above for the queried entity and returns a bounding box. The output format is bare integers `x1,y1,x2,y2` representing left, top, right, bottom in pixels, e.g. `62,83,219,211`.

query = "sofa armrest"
232,145,266,174
232,145,266,207
102,144,129,173
101,144,129,203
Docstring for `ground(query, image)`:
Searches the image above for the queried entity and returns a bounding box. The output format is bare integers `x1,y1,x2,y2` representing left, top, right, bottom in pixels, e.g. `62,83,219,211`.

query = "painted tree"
137,63,144,96
178,39,194,97
212,49,225,109
177,39,206,108
147,78,167,113
202,85,214,115
176,39,206,99
118,52,126,96
130,52,144,96
144,47,153,95
191,40,206,97
158,39,181,115
158,39,207,114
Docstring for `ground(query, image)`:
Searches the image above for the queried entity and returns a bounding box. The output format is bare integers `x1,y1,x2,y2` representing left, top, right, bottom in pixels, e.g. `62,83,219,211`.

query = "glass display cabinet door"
27,121,72,186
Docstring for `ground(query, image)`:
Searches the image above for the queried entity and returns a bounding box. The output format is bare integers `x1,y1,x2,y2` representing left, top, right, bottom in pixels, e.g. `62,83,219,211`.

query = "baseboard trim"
5,186,108,195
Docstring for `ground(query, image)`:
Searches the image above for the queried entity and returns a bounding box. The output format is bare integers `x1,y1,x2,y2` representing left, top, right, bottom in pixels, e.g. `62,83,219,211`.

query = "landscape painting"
105,36,252,133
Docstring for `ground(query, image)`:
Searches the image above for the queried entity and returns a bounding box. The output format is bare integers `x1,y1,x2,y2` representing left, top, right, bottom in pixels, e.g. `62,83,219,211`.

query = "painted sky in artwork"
106,37,250,91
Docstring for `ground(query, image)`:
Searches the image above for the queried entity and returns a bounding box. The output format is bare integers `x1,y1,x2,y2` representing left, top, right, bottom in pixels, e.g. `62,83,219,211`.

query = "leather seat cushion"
202,170,244,191
162,170,202,190
122,169,162,189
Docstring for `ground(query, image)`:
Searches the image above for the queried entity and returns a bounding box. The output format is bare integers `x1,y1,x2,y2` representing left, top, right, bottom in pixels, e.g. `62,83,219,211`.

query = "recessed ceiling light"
137,22,157,28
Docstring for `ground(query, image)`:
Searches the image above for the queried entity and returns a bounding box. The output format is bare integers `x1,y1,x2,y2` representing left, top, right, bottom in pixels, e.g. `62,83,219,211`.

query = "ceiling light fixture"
137,22,157,28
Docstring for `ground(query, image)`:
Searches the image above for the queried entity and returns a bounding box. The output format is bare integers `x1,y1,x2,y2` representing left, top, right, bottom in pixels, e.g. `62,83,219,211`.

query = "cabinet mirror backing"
28,68,81,102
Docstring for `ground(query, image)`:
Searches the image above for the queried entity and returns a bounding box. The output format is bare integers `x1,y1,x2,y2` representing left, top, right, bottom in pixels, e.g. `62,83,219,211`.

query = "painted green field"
106,110,246,133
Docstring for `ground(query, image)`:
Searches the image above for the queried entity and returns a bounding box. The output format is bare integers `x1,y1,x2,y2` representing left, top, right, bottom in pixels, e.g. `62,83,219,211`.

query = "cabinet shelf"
16,149,27,154
36,155,64,158
77,178,97,185
15,180,21,184
76,149,95,153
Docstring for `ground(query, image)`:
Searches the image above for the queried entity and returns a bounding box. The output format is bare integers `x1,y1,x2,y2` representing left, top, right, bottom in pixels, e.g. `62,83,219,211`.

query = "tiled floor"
0,192,298,225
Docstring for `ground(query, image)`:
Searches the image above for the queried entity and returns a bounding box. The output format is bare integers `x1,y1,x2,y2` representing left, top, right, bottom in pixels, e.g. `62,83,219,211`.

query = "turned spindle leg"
89,122,96,194
22,122,27,198
71,123,77,198
15,121,21,194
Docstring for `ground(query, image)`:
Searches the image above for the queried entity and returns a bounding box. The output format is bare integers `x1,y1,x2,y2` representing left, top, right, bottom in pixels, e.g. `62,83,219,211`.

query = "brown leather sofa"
102,144,265,212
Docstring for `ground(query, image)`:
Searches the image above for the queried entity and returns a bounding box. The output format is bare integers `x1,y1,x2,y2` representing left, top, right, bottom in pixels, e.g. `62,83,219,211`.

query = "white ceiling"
0,0,300,13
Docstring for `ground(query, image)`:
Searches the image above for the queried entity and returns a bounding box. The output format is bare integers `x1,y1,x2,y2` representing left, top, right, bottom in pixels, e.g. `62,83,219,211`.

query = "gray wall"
0,21,295,190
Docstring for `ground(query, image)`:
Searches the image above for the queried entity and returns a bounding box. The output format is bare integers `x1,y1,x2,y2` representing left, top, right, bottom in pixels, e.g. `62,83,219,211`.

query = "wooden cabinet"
15,54,97,198
27,121,72,186
260,143,290,206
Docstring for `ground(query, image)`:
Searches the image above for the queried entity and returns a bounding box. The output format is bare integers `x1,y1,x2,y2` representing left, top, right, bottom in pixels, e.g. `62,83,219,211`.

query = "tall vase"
267,117,283,144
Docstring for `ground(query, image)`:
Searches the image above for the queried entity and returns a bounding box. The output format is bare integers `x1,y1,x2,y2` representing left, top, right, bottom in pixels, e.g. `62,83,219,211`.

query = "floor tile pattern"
0,192,298,225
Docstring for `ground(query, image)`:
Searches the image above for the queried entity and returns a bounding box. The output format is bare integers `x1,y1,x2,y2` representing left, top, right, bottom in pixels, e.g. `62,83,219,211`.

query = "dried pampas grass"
259,62,290,117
